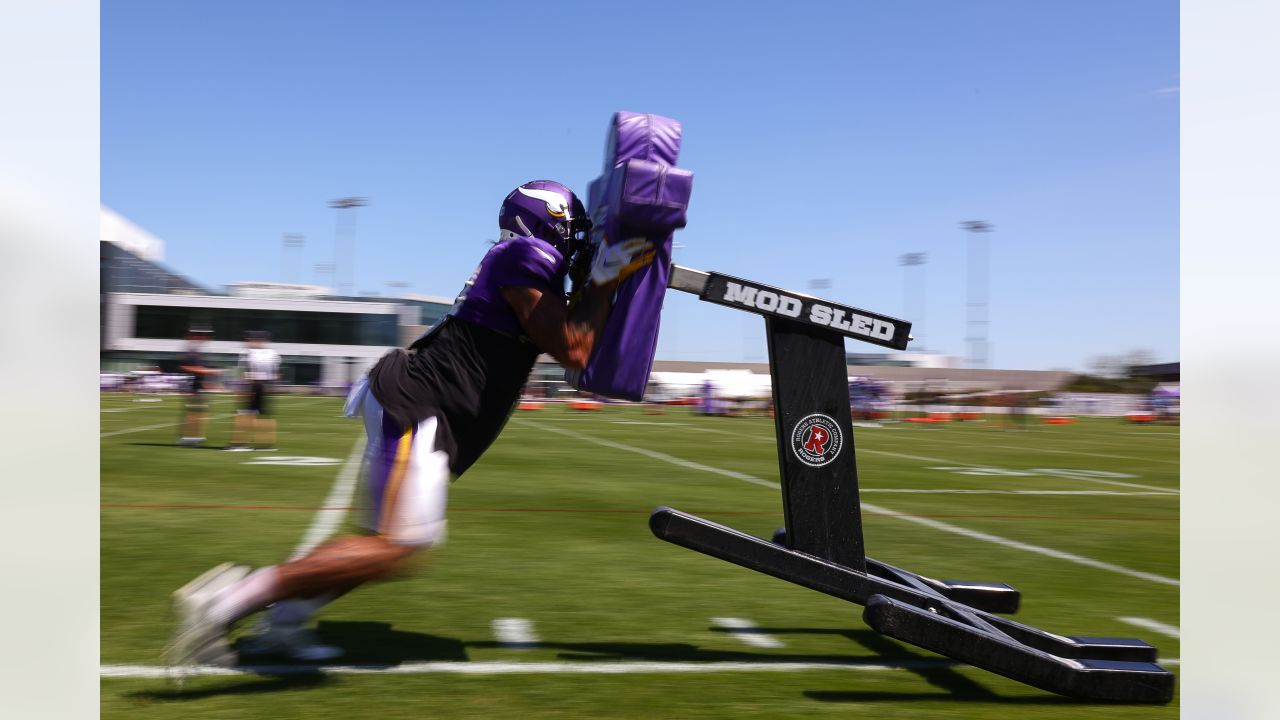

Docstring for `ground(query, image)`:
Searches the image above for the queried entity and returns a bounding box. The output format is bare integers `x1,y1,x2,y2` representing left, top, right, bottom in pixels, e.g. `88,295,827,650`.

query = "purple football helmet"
498,180,591,256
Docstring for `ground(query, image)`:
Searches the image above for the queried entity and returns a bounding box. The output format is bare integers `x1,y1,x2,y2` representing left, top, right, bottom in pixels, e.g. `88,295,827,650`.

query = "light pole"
899,252,926,351
959,220,994,369
281,233,304,284
329,196,369,297
314,262,335,290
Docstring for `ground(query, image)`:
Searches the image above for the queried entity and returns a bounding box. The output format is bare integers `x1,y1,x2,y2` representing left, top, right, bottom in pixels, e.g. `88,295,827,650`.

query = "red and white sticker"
790,413,844,467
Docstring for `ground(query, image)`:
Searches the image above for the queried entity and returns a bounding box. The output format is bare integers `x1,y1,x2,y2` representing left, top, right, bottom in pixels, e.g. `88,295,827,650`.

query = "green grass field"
100,392,1179,718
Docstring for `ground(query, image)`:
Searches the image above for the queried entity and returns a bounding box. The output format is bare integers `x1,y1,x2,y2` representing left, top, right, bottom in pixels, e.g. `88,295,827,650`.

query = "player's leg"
178,392,208,445
254,382,276,450
173,399,450,664
228,412,253,451
241,412,450,659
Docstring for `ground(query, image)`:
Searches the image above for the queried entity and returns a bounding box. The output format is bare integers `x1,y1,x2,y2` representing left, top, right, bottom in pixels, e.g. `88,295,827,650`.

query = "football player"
168,180,654,665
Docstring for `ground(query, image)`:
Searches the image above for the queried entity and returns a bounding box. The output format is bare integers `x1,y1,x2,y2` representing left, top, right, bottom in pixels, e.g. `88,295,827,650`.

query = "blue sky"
102,0,1178,371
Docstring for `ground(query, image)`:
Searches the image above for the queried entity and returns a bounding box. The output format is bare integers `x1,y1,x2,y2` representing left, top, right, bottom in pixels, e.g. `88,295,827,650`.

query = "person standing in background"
177,329,220,446
227,331,281,451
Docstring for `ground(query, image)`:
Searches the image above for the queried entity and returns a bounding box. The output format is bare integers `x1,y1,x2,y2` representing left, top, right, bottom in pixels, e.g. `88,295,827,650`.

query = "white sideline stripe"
100,658,1179,678
512,419,777,490
874,431,1180,466
100,414,234,438
861,448,1178,495
1117,617,1180,639
861,489,1174,496
99,397,332,438
1034,471,1175,494
712,617,784,648
492,618,540,648
860,502,1179,587
985,443,1179,466
609,423,1180,495
289,436,366,560
518,421,1180,588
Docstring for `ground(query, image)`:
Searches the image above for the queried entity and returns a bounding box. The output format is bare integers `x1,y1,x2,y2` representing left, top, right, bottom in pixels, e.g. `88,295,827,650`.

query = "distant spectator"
177,329,220,446
227,331,281,451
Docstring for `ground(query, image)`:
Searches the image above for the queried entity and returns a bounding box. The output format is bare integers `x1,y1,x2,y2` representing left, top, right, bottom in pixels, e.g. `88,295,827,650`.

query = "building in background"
99,208,1160,403
845,352,960,369
100,208,452,388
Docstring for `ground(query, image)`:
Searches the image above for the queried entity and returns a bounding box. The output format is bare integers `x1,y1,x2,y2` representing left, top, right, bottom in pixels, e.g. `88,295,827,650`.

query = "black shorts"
246,381,269,416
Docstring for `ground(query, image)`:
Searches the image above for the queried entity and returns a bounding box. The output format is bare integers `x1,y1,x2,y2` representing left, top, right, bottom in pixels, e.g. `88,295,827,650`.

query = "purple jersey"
451,236,568,338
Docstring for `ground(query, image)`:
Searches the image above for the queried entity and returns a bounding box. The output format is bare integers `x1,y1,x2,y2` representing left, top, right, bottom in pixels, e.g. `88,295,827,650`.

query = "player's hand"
590,237,657,286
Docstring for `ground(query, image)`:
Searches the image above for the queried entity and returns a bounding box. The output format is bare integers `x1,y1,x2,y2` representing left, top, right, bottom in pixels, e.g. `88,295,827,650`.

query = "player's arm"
502,282,614,370
179,364,221,375
500,236,656,369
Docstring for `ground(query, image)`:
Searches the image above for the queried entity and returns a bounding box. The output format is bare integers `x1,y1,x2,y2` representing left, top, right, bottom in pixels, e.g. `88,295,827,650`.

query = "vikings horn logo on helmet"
517,187,570,218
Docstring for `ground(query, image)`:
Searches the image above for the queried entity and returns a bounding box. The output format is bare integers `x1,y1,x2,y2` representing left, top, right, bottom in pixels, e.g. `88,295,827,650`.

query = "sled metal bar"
865,558,1021,614
651,507,1161,663
864,596,1174,703
652,507,1173,702
668,265,710,295
667,265,913,350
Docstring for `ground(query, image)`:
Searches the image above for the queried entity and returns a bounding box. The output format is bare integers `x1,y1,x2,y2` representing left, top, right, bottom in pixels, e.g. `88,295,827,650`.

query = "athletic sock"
207,567,282,627
266,593,337,627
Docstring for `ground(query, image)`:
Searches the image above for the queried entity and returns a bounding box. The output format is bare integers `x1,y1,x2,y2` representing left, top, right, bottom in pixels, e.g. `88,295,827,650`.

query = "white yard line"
288,435,367,560
512,419,777,490
492,618,540,649
679,424,771,440
99,415,234,438
515,420,1180,588
712,618,784,648
860,488,1174,496
621,424,1179,492
1117,617,1180,639
993,444,1179,466
858,503,1179,587
1033,471,1176,494
101,405,158,414
873,432,1180,466
101,657,1179,678
860,448,1177,494
99,396,331,438
691,422,1178,469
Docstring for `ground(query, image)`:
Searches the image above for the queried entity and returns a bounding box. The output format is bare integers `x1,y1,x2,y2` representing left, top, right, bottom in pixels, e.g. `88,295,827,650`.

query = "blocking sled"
650,264,1175,704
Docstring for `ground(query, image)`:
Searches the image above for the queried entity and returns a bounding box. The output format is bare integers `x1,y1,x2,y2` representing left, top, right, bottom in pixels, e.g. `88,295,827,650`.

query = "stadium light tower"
281,233,304,284
314,262,336,291
328,196,369,297
899,252,926,351
959,220,994,369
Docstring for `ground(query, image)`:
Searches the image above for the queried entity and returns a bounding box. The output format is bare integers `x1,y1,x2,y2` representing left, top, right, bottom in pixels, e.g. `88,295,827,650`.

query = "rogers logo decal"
790,413,844,467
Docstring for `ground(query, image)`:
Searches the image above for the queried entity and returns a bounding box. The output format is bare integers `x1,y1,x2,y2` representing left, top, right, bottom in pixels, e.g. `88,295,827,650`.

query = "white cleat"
165,563,250,671
239,623,344,662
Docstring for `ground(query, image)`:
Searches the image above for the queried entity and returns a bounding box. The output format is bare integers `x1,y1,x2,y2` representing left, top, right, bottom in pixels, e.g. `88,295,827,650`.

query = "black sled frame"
649,265,1173,704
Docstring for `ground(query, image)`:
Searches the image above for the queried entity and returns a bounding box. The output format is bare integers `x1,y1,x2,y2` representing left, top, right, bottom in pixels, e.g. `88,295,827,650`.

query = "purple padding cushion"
604,111,682,169
613,159,692,231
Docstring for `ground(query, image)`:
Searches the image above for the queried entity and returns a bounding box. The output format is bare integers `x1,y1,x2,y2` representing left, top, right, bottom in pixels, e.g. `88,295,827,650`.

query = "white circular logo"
790,413,844,467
